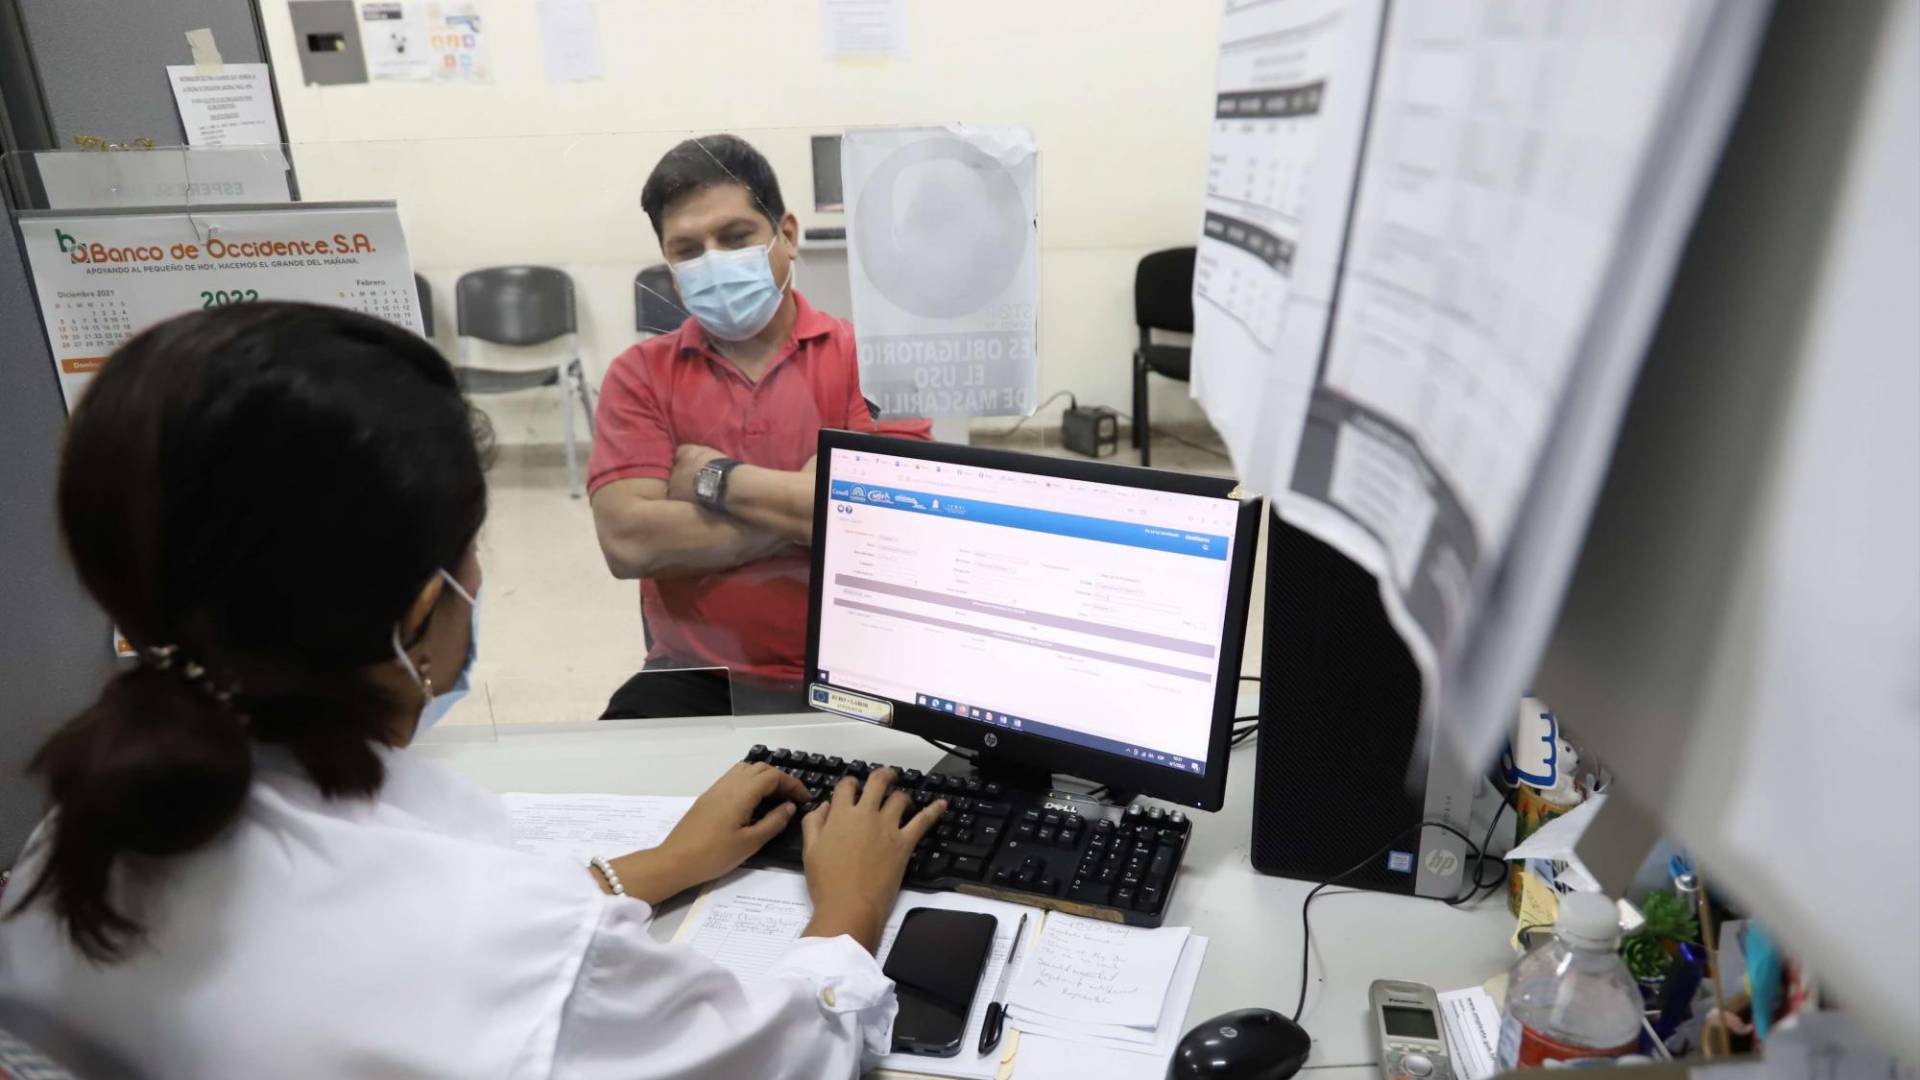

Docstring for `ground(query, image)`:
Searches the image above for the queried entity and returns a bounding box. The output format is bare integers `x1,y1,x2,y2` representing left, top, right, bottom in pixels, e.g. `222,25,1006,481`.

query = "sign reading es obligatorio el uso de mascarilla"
19,202,424,411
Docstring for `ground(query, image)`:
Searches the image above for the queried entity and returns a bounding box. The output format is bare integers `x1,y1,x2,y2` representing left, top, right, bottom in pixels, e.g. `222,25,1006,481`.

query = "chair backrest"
634,264,688,335
455,266,576,346
413,273,435,339
0,998,145,1080
1134,246,1197,333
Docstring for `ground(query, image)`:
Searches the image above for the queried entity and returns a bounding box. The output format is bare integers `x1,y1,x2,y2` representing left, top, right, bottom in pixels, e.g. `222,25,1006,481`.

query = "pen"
978,912,1028,1056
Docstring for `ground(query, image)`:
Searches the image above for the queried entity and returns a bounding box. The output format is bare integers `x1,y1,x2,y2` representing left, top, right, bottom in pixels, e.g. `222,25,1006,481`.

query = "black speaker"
1252,510,1468,897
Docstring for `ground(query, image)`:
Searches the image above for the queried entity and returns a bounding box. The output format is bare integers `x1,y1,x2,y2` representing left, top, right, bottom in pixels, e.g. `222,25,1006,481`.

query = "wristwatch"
694,457,741,513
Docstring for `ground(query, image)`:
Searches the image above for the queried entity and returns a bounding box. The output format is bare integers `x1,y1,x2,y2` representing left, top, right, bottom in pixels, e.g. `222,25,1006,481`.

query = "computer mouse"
1167,1008,1311,1080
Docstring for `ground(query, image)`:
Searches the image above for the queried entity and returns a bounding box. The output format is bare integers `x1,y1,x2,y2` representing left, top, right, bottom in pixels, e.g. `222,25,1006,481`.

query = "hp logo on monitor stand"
983,733,999,748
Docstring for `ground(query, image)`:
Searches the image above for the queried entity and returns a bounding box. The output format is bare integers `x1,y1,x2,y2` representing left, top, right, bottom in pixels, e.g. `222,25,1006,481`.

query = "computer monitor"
805,430,1261,811
811,134,844,212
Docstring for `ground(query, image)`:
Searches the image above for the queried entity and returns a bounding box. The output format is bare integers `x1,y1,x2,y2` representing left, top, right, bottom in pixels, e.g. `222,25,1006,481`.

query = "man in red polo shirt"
589,134,930,716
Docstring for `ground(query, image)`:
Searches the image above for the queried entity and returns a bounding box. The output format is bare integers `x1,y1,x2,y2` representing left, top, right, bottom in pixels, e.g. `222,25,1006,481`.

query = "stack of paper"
676,869,1038,1080
502,792,694,864
1005,913,1210,1079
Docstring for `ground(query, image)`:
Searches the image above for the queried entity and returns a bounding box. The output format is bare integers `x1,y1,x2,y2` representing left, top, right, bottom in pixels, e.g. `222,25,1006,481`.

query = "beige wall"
261,0,1221,443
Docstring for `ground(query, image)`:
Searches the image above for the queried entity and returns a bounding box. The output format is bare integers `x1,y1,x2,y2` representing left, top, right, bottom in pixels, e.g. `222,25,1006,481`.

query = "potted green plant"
1622,889,1702,1001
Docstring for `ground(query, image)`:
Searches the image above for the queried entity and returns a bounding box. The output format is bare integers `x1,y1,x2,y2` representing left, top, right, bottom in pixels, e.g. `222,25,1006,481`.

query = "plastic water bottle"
1496,891,1643,1068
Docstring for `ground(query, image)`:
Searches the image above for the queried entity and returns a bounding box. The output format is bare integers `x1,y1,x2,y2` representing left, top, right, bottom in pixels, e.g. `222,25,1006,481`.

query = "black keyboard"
742,745,1193,927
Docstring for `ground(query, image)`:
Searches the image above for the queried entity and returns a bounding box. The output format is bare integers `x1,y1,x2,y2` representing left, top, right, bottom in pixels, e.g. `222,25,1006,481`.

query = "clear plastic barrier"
6,128,1236,737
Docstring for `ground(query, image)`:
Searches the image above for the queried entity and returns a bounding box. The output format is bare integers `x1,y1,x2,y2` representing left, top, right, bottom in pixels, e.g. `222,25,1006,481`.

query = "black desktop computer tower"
1251,510,1473,898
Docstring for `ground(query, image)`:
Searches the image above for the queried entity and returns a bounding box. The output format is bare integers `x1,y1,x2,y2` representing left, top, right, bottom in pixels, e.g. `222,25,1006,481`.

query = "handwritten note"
1012,934,1209,1060
1005,913,1190,1029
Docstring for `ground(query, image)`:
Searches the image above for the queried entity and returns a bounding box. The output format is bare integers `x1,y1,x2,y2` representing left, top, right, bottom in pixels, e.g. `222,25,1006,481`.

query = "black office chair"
454,266,596,496
634,264,688,337
1130,247,1197,467
414,272,435,339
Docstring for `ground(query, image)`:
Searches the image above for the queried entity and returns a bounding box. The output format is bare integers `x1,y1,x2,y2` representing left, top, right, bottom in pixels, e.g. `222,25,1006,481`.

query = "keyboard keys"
740,747,1182,927
1148,848,1175,880
1068,879,1112,904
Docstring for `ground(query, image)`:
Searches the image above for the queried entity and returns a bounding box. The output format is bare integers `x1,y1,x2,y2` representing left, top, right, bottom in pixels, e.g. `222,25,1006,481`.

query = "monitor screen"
811,134,844,212
813,443,1243,778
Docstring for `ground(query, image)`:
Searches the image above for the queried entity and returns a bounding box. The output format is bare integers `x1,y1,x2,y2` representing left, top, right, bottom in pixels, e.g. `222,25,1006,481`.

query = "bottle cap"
1556,891,1621,948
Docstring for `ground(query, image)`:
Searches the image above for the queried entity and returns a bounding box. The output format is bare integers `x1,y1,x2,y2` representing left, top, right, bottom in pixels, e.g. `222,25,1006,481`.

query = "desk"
419,713,1515,1078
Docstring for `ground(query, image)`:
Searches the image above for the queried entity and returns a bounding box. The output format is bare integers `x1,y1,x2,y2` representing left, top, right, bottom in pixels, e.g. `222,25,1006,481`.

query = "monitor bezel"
805,428,1260,811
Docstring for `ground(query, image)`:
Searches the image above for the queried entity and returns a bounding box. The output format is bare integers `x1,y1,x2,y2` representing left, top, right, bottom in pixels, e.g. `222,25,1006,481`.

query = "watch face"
696,470,719,499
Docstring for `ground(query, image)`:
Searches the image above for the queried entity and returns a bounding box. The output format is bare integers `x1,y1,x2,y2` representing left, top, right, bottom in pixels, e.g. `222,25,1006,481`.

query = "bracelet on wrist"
590,855,626,897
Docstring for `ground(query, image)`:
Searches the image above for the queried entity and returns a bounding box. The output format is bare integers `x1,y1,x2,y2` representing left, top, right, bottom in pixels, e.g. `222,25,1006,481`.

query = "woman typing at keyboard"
0,303,946,1079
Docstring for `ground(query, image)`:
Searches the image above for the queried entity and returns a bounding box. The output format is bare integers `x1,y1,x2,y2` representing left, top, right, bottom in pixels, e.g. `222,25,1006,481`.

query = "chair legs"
571,359,597,438
1132,349,1151,467
561,362,582,499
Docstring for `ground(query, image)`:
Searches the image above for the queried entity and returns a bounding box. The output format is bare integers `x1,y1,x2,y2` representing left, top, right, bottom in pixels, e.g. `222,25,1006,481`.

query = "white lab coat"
0,746,895,1079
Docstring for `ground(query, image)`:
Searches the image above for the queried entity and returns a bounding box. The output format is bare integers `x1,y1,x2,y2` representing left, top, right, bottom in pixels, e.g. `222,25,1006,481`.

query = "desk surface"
418,713,1516,1077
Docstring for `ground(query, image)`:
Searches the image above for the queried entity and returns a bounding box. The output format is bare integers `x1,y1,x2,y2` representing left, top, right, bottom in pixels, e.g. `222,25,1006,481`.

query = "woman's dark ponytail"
12,302,488,962
19,666,252,961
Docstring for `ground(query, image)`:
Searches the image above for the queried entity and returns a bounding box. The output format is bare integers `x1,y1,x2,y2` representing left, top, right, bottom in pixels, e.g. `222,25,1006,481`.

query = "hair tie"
138,643,249,721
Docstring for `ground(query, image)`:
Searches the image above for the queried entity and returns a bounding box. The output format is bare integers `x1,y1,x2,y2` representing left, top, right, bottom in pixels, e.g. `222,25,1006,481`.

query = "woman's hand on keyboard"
799,768,947,952
610,762,809,903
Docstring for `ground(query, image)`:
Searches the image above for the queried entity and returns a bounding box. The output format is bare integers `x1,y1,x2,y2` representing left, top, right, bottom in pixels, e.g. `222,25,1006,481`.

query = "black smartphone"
881,908,997,1057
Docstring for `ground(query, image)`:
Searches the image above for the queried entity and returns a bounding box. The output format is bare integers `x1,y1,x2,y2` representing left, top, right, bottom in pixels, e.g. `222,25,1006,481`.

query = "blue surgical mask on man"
670,234,794,342
391,568,480,734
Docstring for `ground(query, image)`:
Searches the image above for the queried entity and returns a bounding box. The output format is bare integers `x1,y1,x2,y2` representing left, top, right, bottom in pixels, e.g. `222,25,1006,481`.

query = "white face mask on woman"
391,569,479,733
